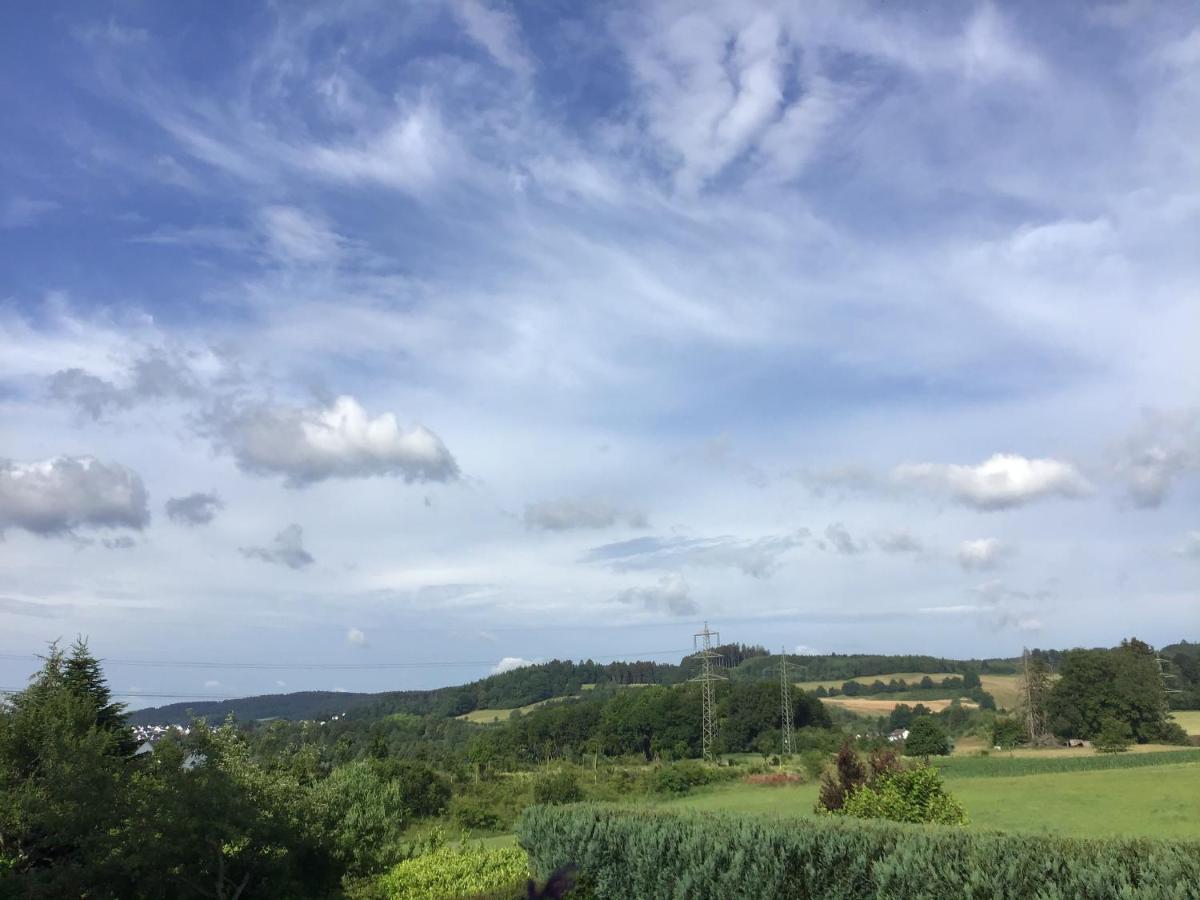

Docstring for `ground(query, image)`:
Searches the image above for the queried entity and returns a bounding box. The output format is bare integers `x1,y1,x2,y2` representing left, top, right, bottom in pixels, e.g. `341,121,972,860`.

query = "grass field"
458,696,568,724
794,672,959,691
821,696,976,715
978,673,1022,710
1172,710,1200,735
648,760,1200,840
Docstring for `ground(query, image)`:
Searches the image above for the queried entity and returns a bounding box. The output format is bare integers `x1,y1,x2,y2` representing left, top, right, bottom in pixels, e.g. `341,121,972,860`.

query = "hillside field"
794,672,959,691
822,696,977,715
1172,710,1200,735
651,758,1200,840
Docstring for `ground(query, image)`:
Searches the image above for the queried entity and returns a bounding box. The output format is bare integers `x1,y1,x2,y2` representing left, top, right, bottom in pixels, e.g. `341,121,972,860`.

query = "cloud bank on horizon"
0,0,1197,700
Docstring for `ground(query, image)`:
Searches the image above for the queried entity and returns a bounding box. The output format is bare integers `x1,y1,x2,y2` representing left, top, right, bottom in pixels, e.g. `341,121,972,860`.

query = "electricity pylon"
1155,649,1182,698
778,647,794,758
690,623,726,761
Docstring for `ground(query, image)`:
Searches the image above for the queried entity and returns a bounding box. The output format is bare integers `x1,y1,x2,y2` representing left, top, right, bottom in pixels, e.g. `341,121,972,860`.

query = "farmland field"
648,759,1200,840
1172,710,1200,735
821,696,976,714
978,673,1022,709
794,672,959,691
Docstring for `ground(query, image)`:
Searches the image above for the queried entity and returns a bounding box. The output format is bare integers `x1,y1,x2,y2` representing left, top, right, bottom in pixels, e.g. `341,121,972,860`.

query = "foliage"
798,749,828,780
1094,717,1134,754
815,742,865,812
1047,638,1176,743
0,643,133,895
650,761,723,795
991,716,1024,748
904,717,951,757
372,758,452,817
450,778,533,832
376,844,529,900
308,760,410,874
533,770,583,805
518,804,1200,899
840,765,967,825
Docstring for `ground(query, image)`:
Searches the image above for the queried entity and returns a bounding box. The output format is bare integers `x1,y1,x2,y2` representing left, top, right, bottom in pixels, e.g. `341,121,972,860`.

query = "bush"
839,766,967,825
650,761,716,795
798,749,827,780
533,770,583,805
377,844,529,900
450,777,533,832
1095,717,1133,754
309,761,410,875
516,805,1200,899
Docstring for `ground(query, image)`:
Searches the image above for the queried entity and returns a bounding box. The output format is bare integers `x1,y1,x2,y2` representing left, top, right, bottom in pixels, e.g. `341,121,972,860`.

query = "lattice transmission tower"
1154,649,1182,700
690,623,726,761
777,647,794,758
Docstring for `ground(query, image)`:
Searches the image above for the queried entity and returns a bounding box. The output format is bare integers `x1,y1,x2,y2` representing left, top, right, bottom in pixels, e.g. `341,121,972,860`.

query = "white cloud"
584,530,808,578
240,524,315,570
614,573,697,617
203,679,220,688
957,538,1013,571
892,454,1091,510
450,0,533,77
524,498,647,531
0,456,150,536
212,395,459,487
492,656,534,674
346,627,368,647
259,206,342,263
1113,409,1199,508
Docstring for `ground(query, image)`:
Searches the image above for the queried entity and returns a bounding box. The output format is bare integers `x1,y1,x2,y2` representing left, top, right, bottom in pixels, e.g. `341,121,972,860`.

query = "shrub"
991,716,1024,749
309,760,409,874
1095,717,1134,754
839,766,967,825
798,749,827,780
816,742,865,811
517,805,1200,899
377,845,529,900
533,770,583,805
450,777,533,832
650,761,716,795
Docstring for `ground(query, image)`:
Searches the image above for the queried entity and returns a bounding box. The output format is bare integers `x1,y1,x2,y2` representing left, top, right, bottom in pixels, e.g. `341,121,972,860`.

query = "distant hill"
127,640,1197,725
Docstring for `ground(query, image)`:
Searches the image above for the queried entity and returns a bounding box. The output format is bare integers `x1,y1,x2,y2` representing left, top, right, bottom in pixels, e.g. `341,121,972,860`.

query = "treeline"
1161,640,1200,709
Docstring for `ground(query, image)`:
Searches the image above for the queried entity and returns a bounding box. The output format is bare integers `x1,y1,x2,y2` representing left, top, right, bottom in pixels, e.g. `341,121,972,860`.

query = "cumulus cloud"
823,523,867,555
892,454,1091,510
48,350,199,420
584,530,808,578
614,573,698,616
0,456,150,536
523,498,647,531
346,627,368,647
165,492,223,526
1174,531,1200,559
1113,409,1199,508
240,523,315,569
874,531,923,554
211,395,459,487
492,656,534,674
958,538,1012,571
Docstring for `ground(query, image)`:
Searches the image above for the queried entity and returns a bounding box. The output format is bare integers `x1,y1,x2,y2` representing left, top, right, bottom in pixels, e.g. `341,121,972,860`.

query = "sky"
1,0,1198,707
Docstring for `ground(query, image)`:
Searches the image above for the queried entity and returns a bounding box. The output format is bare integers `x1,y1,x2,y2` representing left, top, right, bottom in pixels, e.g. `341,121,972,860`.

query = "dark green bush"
516,805,1200,899
533,770,583,805
649,761,716,795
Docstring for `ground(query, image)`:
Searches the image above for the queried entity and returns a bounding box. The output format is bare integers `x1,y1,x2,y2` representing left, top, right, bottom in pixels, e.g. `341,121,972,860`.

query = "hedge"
515,804,1200,899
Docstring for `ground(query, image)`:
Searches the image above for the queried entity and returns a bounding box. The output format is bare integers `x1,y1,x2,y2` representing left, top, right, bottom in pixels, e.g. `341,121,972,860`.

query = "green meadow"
645,758,1200,841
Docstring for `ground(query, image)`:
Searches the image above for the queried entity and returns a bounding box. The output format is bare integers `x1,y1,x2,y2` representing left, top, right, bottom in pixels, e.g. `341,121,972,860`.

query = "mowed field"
651,758,1200,840
794,672,959,691
1172,710,1200,736
794,671,1023,713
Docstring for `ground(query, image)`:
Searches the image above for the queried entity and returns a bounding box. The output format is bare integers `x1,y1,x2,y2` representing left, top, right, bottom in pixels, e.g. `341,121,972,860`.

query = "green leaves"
377,844,529,900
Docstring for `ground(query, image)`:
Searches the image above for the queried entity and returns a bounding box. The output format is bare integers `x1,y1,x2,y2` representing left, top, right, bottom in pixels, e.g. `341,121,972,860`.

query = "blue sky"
1,1,1197,705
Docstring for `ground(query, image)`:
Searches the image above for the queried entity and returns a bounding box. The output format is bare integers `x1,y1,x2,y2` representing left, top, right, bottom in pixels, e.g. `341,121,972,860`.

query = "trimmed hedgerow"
516,804,1200,899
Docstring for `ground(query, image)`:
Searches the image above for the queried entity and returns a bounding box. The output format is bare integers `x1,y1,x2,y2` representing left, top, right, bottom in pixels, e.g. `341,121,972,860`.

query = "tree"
904,717,951,758
0,642,132,895
1094,717,1133,754
991,716,1024,749
840,765,967,825
1047,638,1175,743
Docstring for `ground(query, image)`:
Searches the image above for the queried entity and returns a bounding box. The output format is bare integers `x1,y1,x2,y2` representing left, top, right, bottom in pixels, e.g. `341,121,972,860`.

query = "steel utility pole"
690,623,726,762
778,647,794,758
1155,649,1182,699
